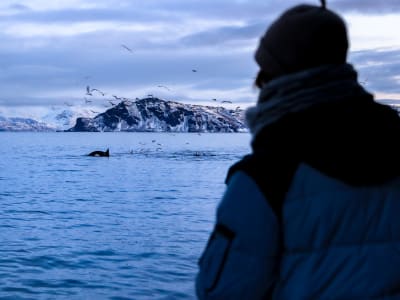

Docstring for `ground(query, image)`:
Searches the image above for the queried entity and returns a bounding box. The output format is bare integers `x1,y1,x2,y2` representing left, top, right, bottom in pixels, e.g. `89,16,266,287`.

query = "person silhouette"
196,1,400,299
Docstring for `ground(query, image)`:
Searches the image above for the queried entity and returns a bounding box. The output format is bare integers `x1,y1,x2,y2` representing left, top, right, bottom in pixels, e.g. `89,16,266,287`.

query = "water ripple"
0,132,251,299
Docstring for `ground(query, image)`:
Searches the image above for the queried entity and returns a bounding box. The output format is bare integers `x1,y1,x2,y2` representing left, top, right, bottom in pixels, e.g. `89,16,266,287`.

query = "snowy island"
0,97,248,133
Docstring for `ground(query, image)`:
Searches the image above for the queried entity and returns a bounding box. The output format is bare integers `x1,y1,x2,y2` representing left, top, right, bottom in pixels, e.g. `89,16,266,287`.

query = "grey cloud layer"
350,49,400,95
180,22,267,47
1,0,400,109
333,0,400,13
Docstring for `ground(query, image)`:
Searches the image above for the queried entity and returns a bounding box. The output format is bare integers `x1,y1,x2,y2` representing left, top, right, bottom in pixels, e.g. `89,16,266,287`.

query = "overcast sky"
0,0,399,117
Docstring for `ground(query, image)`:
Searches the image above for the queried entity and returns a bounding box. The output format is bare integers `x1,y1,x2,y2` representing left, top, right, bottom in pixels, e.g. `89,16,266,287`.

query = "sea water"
0,132,251,299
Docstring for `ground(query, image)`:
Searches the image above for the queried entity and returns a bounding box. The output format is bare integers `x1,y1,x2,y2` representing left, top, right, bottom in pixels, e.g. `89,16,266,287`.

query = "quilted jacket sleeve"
196,171,281,299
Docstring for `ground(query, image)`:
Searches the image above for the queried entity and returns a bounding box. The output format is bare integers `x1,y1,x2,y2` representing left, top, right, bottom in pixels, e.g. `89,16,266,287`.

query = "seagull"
121,44,133,52
157,85,171,91
91,88,106,96
192,69,197,72
212,98,217,101
221,100,232,104
86,85,93,96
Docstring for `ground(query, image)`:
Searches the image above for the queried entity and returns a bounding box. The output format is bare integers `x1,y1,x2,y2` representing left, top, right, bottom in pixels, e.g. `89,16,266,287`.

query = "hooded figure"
196,2,400,299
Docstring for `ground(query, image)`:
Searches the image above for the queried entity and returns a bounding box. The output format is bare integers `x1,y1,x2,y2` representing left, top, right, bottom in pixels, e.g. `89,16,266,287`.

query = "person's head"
254,0,349,88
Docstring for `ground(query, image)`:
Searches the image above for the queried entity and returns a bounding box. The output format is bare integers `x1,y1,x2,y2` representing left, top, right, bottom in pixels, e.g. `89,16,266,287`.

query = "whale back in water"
88,148,109,157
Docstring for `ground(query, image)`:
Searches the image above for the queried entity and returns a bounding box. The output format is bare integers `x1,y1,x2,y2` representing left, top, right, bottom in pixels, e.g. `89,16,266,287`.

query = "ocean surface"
0,132,251,299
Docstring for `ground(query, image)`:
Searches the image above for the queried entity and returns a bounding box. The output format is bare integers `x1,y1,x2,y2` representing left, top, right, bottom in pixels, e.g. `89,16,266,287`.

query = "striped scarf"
246,63,371,135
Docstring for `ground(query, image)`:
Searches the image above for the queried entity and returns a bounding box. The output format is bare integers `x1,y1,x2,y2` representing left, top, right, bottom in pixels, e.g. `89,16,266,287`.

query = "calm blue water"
0,132,251,299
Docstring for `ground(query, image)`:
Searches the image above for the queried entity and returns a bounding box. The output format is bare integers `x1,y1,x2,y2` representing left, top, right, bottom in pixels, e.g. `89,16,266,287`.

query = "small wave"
21,278,94,289
124,149,238,161
3,210,50,215
2,286,40,295
73,249,118,257
45,169,81,173
17,255,76,270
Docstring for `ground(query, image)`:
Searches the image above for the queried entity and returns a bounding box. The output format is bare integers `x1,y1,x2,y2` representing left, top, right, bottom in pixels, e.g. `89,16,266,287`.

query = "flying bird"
192,69,197,72
86,85,93,96
121,44,133,52
221,100,233,104
91,88,106,96
157,85,171,91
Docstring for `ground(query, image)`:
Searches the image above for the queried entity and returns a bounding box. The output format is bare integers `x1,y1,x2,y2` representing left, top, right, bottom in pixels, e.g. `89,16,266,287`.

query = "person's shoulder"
225,154,257,185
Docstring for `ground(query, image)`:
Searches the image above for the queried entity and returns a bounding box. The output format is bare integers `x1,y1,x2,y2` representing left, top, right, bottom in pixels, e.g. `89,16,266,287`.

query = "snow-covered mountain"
67,98,247,133
0,98,248,132
41,107,95,131
0,116,55,131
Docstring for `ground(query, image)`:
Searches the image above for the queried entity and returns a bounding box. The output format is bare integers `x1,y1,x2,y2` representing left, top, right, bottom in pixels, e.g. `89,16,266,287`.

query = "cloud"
349,48,400,97
180,22,266,48
0,0,400,116
8,3,30,11
2,7,173,24
0,39,257,105
332,0,400,13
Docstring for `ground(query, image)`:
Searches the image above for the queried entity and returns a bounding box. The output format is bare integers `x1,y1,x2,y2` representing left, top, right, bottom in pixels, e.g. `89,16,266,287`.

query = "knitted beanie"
255,2,349,80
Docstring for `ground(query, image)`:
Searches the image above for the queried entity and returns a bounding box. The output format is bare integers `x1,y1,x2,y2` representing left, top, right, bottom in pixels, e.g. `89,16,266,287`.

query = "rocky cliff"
67,98,247,133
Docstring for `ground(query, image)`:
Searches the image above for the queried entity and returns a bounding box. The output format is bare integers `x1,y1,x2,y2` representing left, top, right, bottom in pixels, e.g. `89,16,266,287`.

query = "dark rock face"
72,118,99,132
67,98,247,133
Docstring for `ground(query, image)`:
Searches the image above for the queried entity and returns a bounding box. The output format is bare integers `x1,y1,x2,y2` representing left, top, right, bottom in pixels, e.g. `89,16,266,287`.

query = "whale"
88,148,109,157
